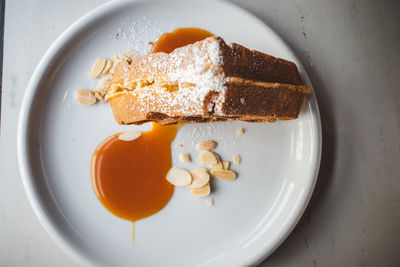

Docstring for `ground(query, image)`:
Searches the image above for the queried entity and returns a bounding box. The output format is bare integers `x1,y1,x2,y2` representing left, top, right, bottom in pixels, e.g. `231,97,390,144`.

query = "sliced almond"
179,153,191,163
222,161,230,170
74,89,96,105
101,72,114,81
232,155,241,164
205,198,213,206
196,140,217,151
88,58,106,78
101,59,113,75
110,55,124,73
214,153,222,163
189,168,210,188
120,50,137,63
236,128,244,135
97,73,113,92
110,55,119,62
210,169,237,181
198,151,218,166
93,91,105,102
118,131,142,141
191,183,210,197
166,168,192,187
211,162,223,170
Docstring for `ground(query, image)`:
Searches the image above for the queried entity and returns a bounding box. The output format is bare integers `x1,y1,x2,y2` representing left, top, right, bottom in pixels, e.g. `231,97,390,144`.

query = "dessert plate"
17,0,321,266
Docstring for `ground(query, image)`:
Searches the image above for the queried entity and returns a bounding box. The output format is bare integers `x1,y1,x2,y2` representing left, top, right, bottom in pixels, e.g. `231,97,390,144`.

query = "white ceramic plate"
17,0,321,266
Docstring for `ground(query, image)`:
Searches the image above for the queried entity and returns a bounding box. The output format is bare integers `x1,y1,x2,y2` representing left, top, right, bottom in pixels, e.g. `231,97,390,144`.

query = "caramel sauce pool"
91,28,213,226
150,27,214,53
91,123,177,222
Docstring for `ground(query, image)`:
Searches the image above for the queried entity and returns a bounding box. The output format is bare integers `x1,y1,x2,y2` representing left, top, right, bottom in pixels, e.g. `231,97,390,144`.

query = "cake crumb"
205,198,213,206
236,128,244,135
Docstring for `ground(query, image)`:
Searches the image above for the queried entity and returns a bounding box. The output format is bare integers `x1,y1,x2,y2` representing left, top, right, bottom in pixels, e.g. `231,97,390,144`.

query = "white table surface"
1,0,399,266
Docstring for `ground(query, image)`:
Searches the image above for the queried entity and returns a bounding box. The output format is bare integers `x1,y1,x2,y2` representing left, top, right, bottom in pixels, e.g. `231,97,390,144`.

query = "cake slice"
106,36,312,125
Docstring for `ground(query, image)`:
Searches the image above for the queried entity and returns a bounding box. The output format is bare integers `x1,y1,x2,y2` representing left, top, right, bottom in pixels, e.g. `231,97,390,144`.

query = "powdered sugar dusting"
110,37,229,117
112,15,164,55
166,37,227,116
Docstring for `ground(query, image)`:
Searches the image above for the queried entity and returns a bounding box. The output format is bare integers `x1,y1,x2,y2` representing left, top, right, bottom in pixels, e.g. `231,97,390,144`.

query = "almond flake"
118,131,142,141
93,91,105,102
179,153,191,163
210,169,237,181
191,183,210,197
222,161,230,170
110,55,124,72
215,154,222,163
97,73,113,92
205,198,213,206
196,140,217,151
236,128,244,135
198,151,218,166
74,89,96,105
211,162,223,170
232,155,241,164
120,50,137,63
88,58,106,78
166,168,192,187
101,59,113,75
189,168,210,188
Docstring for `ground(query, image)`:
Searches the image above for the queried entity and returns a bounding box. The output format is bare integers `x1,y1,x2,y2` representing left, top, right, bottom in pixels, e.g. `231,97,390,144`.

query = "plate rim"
17,0,322,266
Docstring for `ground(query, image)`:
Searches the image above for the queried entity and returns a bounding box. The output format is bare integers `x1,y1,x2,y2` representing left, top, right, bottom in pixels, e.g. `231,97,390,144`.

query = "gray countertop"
1,0,399,266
